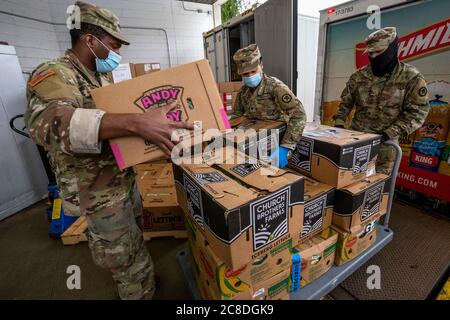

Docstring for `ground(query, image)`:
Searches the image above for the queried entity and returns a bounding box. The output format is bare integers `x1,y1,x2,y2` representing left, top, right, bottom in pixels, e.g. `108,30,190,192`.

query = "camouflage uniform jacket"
334,62,430,139
25,50,134,216
233,74,306,150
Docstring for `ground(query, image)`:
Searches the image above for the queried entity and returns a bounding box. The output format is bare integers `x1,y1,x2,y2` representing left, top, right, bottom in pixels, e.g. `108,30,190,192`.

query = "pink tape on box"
110,143,126,170
220,108,231,129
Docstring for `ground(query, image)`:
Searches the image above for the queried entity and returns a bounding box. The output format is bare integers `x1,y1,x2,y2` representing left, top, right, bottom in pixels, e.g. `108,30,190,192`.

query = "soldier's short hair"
70,22,110,47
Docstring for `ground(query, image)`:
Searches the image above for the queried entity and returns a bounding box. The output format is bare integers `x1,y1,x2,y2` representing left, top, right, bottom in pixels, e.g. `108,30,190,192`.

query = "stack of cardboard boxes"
91,59,391,298
134,161,184,232
177,125,388,298
289,124,387,273
175,148,305,300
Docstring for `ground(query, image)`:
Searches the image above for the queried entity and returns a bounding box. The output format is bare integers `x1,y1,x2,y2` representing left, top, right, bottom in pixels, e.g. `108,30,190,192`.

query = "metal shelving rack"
177,141,401,300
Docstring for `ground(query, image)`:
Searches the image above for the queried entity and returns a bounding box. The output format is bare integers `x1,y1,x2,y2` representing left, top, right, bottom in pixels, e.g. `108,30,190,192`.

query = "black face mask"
369,37,399,77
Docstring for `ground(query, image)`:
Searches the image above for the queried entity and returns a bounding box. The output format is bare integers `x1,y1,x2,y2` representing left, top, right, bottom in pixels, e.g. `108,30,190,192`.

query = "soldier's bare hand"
136,102,194,155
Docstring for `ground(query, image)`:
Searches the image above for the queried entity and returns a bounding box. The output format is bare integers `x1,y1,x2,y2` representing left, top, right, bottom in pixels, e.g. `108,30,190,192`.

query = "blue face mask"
87,37,122,73
243,73,262,88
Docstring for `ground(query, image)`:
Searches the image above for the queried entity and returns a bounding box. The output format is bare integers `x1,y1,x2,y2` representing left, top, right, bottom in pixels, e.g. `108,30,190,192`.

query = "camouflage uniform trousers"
376,143,397,175
85,185,155,300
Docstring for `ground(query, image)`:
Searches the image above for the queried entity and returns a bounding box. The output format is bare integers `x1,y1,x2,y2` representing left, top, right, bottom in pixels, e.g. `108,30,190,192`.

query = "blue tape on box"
291,253,301,292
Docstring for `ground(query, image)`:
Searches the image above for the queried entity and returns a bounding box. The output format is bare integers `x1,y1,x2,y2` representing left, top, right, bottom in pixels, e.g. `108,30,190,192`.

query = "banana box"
333,173,390,232
251,268,291,300
291,228,338,288
289,124,381,189
190,217,291,301
174,147,305,270
333,219,378,266
190,242,253,300
186,215,262,300
290,176,335,246
186,215,292,299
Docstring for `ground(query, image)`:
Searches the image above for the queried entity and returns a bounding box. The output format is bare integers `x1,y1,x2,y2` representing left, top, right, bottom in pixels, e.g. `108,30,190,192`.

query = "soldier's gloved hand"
381,132,391,143
270,146,290,168
335,124,345,129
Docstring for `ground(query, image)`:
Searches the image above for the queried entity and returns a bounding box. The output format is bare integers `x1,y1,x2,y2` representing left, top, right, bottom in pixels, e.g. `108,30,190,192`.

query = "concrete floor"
0,199,448,300
0,200,192,300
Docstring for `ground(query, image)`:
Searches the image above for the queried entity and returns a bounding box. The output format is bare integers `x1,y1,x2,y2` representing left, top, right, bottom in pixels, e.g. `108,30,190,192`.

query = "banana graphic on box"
216,264,251,298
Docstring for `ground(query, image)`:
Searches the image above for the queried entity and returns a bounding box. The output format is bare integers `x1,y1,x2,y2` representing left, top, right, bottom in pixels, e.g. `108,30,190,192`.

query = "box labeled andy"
92,59,229,169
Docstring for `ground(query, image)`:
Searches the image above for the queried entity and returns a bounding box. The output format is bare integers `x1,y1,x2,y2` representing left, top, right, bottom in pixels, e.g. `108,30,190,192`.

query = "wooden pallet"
143,230,187,241
61,216,88,245
61,217,187,245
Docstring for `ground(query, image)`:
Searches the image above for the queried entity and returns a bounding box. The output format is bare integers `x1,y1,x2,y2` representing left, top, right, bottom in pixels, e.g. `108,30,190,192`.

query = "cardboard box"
218,82,244,94
333,219,378,266
410,142,445,172
291,228,338,288
289,124,381,189
134,62,161,77
135,162,185,231
333,173,390,232
227,116,287,158
111,63,136,83
438,146,450,176
174,149,305,269
218,82,243,115
188,219,290,301
223,92,239,114
187,214,292,288
291,177,334,245
92,60,229,169
197,265,291,300
251,268,291,300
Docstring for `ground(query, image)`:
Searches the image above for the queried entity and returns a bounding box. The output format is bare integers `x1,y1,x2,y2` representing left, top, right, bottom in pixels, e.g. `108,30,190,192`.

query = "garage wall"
0,0,214,74
0,0,61,74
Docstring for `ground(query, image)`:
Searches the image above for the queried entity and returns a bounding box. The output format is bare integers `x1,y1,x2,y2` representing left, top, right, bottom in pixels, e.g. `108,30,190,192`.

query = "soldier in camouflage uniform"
333,27,430,175
232,44,307,166
25,1,192,300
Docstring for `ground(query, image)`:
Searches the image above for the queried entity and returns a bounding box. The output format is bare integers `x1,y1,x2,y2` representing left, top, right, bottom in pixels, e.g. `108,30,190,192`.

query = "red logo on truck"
356,19,450,68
